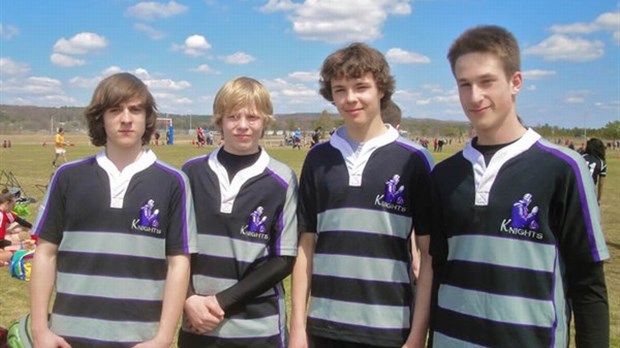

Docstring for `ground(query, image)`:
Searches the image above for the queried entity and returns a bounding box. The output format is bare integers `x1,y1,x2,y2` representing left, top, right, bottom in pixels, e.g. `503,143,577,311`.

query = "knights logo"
131,199,162,234
240,206,269,240
374,174,407,212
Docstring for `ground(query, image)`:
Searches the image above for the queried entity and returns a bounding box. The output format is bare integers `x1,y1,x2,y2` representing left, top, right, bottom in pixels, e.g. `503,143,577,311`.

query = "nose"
120,108,132,123
470,84,484,104
344,88,356,103
236,115,249,128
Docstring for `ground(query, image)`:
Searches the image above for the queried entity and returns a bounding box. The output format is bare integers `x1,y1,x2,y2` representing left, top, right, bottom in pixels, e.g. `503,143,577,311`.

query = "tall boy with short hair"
290,42,434,348
429,25,609,347
30,72,196,347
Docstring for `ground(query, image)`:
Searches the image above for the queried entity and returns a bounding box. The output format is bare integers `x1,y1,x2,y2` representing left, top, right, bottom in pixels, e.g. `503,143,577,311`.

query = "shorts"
55,149,66,155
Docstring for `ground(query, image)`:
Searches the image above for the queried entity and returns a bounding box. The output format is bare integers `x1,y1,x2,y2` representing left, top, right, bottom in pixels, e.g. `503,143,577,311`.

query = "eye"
247,115,260,122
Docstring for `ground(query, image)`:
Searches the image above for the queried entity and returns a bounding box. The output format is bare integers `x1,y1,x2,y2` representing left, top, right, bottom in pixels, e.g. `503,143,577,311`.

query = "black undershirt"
206,147,295,311
470,136,609,347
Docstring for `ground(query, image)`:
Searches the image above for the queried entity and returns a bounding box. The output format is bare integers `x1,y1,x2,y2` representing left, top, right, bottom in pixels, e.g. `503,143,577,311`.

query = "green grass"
0,134,618,347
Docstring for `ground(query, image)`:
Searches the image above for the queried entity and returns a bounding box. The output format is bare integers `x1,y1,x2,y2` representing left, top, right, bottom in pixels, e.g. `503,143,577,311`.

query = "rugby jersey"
430,129,609,347
180,146,298,347
33,149,197,347
297,125,434,346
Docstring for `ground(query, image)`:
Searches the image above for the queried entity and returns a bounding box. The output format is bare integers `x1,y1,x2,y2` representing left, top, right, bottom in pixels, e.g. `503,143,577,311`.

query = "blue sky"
1,0,618,128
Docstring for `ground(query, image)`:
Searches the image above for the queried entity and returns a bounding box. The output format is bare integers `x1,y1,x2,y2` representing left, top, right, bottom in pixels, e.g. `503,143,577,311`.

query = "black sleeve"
215,256,295,311
568,261,609,348
15,216,32,229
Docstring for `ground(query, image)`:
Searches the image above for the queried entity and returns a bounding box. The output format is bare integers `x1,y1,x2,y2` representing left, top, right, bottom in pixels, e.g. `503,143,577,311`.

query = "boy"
429,25,609,347
52,127,71,167
30,72,196,347
179,77,298,347
290,43,434,347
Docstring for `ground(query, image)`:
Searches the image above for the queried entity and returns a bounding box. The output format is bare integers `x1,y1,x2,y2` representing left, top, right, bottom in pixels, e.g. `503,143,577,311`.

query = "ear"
510,71,523,95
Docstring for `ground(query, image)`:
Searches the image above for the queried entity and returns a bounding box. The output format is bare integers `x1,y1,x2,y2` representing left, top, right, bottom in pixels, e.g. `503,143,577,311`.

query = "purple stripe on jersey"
266,168,288,256
395,140,432,174
155,162,190,254
535,142,601,262
183,154,208,168
34,157,95,237
266,168,289,189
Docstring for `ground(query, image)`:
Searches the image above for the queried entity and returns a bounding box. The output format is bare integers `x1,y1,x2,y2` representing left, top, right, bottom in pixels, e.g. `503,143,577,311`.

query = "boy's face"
454,52,522,135
331,72,384,130
221,105,264,155
103,97,146,150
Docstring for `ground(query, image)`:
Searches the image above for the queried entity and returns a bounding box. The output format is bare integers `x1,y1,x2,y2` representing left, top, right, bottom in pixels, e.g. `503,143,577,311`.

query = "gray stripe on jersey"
56,273,164,300
190,313,284,339
58,231,166,258
193,274,276,298
447,235,556,272
318,208,412,239
50,313,158,343
308,297,410,329
267,157,299,256
197,234,269,263
438,284,554,327
536,139,609,262
433,332,487,348
313,254,410,283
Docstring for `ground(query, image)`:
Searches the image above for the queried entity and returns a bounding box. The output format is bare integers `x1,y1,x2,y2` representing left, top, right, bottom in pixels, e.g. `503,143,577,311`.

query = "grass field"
0,134,618,347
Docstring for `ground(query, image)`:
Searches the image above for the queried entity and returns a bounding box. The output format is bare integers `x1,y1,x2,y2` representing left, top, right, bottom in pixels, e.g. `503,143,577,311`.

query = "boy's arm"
569,261,609,347
288,232,316,348
137,254,190,347
404,235,432,348
30,240,71,348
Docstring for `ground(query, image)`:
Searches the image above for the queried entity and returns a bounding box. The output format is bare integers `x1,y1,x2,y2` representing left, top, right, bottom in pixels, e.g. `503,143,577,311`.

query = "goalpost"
155,118,173,145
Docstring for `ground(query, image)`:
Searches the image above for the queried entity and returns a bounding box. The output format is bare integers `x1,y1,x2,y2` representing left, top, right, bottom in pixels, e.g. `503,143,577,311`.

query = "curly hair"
84,73,157,147
319,42,395,108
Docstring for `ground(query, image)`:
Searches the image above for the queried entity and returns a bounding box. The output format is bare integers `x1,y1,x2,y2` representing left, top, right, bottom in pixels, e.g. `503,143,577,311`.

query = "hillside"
0,104,470,138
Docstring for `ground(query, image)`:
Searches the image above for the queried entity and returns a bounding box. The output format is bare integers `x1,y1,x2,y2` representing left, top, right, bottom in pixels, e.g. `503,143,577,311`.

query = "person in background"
179,76,298,347
381,99,422,282
290,42,434,348
429,25,609,347
582,137,607,204
30,72,197,347
51,127,71,167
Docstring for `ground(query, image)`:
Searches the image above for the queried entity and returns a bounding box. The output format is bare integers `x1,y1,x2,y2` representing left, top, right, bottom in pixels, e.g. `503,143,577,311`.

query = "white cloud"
0,58,30,75
0,23,19,39
262,78,322,107
565,97,585,104
125,1,188,20
522,69,556,80
614,31,620,45
173,35,212,57
288,71,319,82
53,32,108,55
386,48,430,64
69,76,101,88
593,11,620,31
524,34,604,61
219,52,255,65
527,85,537,91
134,23,166,40
0,76,63,95
50,53,86,67
261,0,412,43
190,64,220,74
550,11,620,44
145,78,191,91
102,66,123,77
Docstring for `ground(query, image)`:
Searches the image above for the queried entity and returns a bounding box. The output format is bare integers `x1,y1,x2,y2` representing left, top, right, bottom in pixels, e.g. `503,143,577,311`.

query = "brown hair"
319,42,395,108
447,25,521,79
381,99,402,128
84,72,157,147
